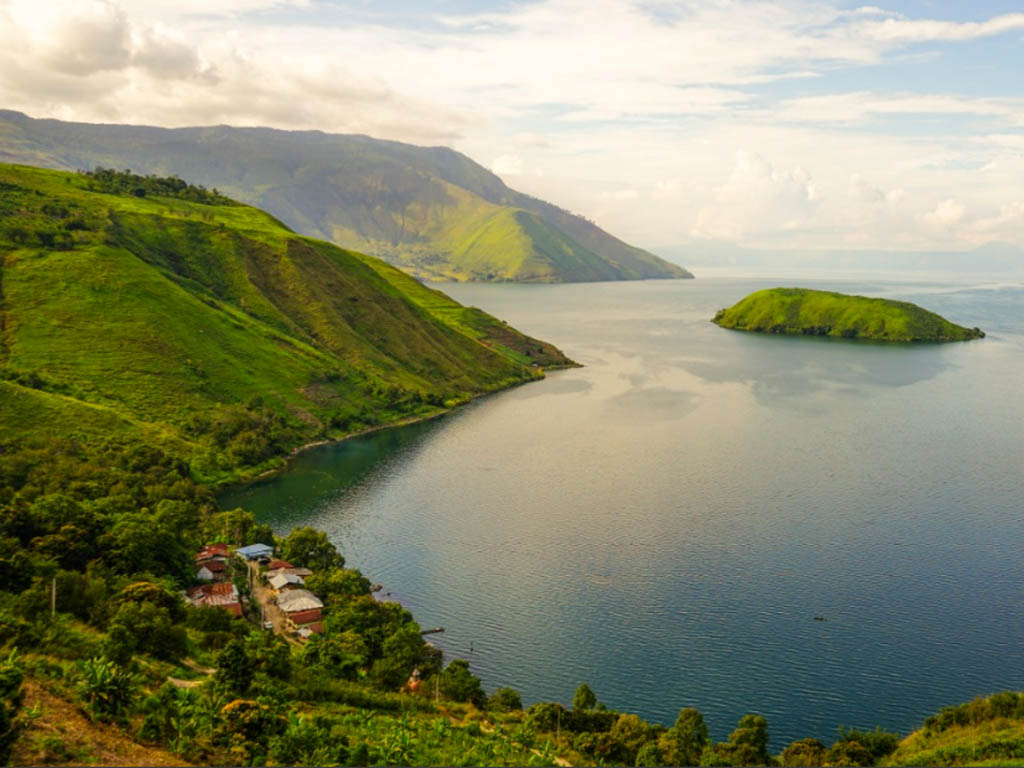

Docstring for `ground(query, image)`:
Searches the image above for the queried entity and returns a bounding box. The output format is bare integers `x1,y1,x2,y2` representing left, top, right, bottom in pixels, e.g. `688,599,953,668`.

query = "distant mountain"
0,162,573,482
656,239,1024,274
0,110,691,283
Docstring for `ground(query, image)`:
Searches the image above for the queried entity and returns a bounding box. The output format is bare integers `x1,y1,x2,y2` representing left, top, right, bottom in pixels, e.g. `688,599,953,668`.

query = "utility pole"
50,577,56,616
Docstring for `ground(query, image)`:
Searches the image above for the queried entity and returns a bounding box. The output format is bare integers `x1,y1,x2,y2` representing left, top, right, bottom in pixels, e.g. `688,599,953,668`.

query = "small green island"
712,287,985,342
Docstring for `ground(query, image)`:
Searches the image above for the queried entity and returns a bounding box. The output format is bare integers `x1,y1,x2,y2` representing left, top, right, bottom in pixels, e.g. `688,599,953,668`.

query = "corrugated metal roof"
277,589,323,612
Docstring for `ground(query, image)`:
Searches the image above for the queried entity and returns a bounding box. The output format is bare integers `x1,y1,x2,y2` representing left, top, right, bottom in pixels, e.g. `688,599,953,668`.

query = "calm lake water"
220,275,1024,747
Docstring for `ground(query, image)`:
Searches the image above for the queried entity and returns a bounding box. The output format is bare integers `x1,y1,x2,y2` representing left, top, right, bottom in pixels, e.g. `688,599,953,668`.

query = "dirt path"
247,560,299,645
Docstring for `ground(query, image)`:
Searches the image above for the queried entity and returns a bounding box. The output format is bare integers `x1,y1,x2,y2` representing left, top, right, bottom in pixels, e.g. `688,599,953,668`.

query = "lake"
220,275,1024,747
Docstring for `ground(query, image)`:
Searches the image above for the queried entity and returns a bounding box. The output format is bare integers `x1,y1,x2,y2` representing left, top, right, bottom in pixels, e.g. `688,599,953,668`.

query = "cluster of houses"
185,541,325,641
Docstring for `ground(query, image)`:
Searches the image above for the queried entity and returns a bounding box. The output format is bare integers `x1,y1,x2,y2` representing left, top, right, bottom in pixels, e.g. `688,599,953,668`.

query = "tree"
305,568,371,604
704,713,771,767
488,687,523,712
370,624,426,690
76,657,137,721
662,707,709,766
215,638,254,696
280,527,344,572
438,659,486,708
780,738,827,767
0,651,24,764
608,713,660,765
573,682,597,711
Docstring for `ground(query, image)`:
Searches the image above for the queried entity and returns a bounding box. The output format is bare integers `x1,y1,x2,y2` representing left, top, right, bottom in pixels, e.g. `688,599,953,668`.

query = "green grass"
884,692,1024,766
0,162,573,481
712,287,985,342
0,110,692,283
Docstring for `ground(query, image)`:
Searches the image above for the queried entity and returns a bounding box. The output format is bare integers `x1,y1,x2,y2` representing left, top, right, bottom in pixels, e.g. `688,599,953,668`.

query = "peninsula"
712,287,985,342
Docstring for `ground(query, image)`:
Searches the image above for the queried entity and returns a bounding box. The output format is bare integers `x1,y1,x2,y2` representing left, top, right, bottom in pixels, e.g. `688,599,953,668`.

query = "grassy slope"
884,692,1024,767
712,287,985,342
0,111,692,283
0,162,572,480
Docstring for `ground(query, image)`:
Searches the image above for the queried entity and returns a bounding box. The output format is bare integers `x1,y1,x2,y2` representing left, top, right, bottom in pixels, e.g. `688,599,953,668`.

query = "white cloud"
692,150,821,241
924,198,967,229
491,154,524,176
861,12,1024,43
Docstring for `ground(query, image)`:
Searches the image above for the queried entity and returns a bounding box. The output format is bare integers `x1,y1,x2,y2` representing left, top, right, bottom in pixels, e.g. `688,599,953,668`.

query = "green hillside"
712,287,985,342
0,110,692,283
0,162,573,483
883,692,1024,766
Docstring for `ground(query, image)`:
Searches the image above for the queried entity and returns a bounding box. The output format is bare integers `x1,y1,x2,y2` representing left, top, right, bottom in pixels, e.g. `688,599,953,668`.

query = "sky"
1,0,1022,251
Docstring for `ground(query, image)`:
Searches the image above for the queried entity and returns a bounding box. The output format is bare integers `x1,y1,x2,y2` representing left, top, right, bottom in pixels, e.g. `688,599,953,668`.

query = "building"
267,572,305,592
266,559,293,570
186,582,242,617
236,543,274,561
276,588,323,631
196,559,229,582
266,566,313,580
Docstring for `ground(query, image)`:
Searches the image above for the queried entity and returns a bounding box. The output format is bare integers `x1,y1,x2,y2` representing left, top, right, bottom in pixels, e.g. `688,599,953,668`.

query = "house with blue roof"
236,543,274,560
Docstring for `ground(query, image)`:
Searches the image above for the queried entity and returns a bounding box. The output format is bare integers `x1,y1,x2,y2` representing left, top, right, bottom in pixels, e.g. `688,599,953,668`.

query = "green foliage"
214,639,254,697
488,687,523,712
304,567,371,605
713,288,985,342
81,167,236,205
835,725,900,763
0,651,25,765
780,737,828,767
573,681,598,711
438,659,486,708
0,162,572,487
661,707,710,766
280,526,344,572
75,657,137,721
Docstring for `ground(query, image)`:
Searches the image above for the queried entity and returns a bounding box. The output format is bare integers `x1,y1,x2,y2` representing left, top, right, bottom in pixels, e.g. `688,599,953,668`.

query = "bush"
76,657,137,721
438,659,486,708
0,651,25,765
780,738,827,767
488,687,523,712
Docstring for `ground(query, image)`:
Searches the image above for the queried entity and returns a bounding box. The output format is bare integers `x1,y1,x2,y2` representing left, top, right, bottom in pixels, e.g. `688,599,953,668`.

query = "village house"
276,588,324,634
235,543,274,562
267,572,305,592
195,542,231,582
186,582,243,617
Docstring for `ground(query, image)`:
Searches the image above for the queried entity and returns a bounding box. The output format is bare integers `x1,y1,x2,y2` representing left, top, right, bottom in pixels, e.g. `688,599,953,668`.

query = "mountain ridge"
0,110,692,283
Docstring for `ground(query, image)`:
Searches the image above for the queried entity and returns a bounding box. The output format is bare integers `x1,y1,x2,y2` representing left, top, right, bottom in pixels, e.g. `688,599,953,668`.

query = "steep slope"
712,288,985,342
0,163,572,481
0,110,692,283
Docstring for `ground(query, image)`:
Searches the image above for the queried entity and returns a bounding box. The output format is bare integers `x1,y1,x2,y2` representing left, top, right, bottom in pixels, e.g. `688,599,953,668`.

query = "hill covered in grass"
883,691,1024,766
0,111,692,283
0,162,573,483
712,288,985,342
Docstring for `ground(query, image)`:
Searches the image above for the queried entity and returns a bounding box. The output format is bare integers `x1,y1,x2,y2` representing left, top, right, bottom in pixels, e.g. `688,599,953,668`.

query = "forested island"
1,164,1020,767
712,288,985,342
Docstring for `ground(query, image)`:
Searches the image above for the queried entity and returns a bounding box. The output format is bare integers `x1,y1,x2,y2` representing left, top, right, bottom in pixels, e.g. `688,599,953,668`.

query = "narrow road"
247,560,299,645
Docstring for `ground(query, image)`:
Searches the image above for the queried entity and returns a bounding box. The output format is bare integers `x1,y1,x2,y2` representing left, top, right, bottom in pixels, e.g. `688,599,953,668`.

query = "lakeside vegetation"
712,288,985,342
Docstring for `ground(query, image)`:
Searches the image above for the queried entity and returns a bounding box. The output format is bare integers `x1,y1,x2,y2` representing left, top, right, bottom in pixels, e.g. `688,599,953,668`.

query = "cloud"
924,198,966,229
491,154,524,176
861,12,1024,43
692,150,821,241
1,0,1023,249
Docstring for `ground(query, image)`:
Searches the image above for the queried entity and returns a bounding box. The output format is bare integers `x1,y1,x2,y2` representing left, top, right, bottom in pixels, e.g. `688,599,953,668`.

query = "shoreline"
218,363,579,492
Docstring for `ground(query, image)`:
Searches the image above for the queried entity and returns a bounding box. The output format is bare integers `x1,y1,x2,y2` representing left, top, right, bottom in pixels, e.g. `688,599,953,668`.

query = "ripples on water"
221,276,1024,747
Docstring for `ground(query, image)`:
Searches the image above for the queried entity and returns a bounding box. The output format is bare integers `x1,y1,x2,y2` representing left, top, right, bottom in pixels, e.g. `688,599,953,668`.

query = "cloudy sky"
1,0,1022,251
